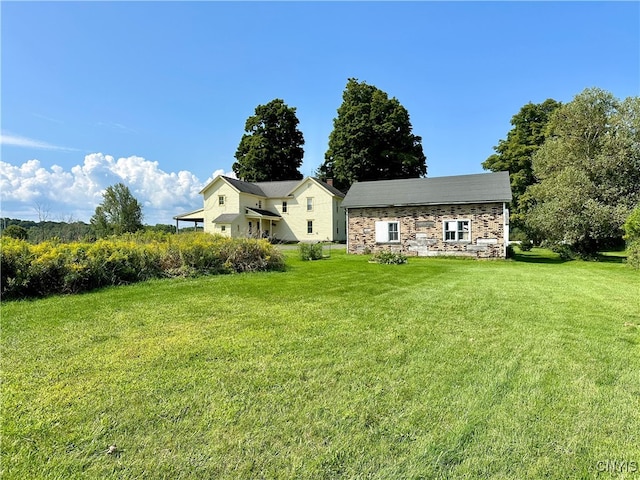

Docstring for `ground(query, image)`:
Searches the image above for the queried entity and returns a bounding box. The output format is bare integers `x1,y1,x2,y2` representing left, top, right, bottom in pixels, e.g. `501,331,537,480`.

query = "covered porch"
173,208,204,232
245,207,282,239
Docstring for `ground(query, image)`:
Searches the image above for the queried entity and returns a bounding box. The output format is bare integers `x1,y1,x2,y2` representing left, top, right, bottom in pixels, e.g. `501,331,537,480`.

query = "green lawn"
2,248,639,479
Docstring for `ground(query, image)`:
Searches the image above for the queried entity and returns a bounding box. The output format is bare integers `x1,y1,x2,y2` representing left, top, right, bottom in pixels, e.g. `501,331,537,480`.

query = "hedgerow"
0,232,285,299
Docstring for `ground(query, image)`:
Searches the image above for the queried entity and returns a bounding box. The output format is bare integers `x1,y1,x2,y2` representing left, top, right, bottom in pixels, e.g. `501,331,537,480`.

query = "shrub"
299,242,324,261
222,239,285,272
519,239,533,252
623,206,640,269
0,238,33,298
370,250,407,264
0,233,286,300
2,225,29,240
550,243,577,261
626,241,640,270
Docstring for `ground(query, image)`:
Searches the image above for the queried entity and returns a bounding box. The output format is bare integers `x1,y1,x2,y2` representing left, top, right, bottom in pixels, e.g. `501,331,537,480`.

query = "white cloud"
0,132,79,152
0,153,234,224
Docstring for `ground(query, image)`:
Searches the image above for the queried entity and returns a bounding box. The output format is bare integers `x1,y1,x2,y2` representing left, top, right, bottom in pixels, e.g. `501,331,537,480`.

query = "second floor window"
218,196,225,205
282,201,288,213
307,197,313,211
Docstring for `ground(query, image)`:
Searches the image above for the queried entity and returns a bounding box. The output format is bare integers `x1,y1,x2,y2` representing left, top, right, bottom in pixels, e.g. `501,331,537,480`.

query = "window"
375,221,400,243
388,222,399,241
307,197,313,211
248,221,252,235
444,220,470,241
221,225,226,232
307,220,313,234
218,195,225,205
282,201,288,213
258,200,262,209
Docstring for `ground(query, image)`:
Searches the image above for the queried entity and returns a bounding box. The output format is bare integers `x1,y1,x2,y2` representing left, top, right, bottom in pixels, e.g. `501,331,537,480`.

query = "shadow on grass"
594,253,626,264
511,248,628,265
512,252,567,264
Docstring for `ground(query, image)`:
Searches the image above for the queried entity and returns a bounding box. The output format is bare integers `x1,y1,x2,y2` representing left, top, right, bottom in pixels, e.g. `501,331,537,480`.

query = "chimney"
326,178,334,187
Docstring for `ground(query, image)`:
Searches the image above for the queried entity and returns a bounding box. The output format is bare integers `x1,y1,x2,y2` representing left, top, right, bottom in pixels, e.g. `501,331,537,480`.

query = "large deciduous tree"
318,78,426,191
233,99,305,182
91,183,144,237
482,99,561,230
525,88,640,256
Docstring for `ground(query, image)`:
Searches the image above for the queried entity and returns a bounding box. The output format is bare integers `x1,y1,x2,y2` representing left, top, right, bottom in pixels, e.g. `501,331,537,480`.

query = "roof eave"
343,199,512,209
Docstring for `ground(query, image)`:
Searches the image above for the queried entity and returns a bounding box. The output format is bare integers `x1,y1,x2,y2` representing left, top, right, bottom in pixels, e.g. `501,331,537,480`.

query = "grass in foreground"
2,248,639,479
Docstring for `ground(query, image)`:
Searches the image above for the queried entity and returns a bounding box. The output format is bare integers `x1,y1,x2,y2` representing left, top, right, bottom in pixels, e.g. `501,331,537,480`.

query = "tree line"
483,88,639,258
1,209,177,244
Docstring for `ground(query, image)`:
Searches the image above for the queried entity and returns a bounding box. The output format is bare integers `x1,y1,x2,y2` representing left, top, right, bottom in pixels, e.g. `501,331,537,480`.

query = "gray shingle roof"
341,172,512,208
258,180,301,198
219,176,344,198
223,176,266,196
213,213,239,223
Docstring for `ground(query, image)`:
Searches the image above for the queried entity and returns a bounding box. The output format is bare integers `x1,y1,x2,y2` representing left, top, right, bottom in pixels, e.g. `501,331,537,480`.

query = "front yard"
1,248,638,479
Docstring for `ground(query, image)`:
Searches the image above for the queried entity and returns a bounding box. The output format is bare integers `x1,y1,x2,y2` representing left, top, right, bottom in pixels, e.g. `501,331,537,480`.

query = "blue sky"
1,1,638,224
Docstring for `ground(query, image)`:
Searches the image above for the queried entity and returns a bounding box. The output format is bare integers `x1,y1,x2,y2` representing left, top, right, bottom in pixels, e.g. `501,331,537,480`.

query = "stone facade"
347,202,508,258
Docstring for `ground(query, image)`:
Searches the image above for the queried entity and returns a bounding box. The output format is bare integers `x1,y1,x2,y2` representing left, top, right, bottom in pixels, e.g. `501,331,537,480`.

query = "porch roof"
213,213,239,223
245,207,282,220
173,208,204,222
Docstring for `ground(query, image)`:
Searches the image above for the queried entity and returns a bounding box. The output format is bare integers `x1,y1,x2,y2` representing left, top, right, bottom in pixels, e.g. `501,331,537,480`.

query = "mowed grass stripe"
2,249,638,479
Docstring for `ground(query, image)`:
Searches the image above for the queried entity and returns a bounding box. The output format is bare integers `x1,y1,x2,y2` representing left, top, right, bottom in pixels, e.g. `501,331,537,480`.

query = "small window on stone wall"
444,220,470,241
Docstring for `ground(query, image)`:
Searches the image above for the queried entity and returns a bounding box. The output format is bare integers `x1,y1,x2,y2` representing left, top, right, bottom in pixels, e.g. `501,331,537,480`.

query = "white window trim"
375,221,400,243
218,195,225,206
306,197,314,212
443,219,471,242
307,219,314,234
